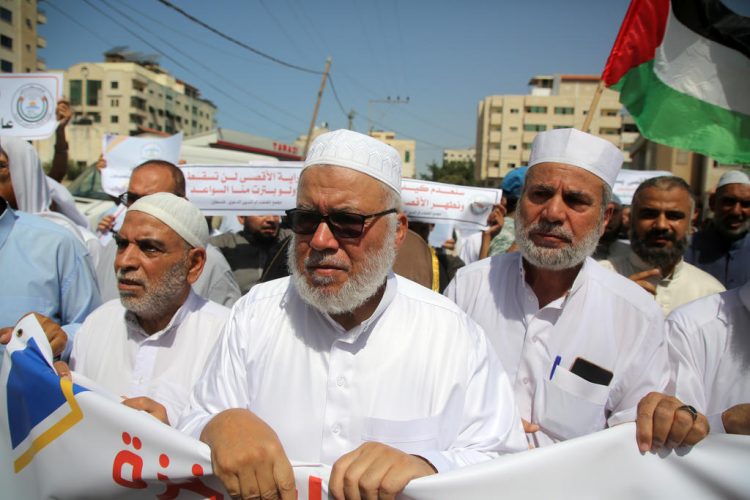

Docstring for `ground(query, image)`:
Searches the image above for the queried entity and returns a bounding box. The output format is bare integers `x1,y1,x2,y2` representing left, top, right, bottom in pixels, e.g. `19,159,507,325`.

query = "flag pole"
582,80,605,133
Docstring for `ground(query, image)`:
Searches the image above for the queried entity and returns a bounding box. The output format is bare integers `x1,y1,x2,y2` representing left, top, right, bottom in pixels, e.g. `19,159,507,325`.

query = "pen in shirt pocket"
549,355,562,380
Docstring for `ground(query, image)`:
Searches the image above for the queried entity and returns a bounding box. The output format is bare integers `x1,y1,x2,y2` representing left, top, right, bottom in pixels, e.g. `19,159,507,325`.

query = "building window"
405,150,411,163
0,8,12,23
553,125,569,129
86,80,102,106
111,81,119,89
0,59,12,72
522,142,532,150
509,126,518,132
523,124,547,132
510,108,519,114
110,98,119,107
91,112,101,123
554,107,574,115
1,35,12,49
601,109,619,117
508,163,517,168
491,106,502,113
25,18,32,29
508,144,517,150
524,106,547,114
111,115,119,124
70,80,82,105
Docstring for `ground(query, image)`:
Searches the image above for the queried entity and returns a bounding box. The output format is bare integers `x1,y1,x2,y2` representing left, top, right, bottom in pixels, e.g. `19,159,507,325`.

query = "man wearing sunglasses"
179,129,526,500
95,160,241,307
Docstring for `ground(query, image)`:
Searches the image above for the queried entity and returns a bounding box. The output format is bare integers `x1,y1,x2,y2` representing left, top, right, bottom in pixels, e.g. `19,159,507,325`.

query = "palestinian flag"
602,0,750,164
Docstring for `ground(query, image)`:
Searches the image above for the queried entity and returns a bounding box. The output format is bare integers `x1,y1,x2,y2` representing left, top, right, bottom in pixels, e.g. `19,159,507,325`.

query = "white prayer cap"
528,128,623,188
128,193,208,248
716,170,750,189
303,129,402,193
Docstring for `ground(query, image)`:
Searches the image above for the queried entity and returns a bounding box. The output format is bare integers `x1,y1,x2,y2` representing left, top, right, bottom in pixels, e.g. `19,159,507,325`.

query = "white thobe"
600,250,725,315
178,273,527,472
667,281,750,433
70,291,229,424
445,253,669,447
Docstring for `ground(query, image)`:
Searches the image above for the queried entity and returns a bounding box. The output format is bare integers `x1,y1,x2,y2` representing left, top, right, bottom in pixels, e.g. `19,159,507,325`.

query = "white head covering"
528,128,623,188
0,136,51,212
716,170,750,189
128,192,208,248
303,129,402,194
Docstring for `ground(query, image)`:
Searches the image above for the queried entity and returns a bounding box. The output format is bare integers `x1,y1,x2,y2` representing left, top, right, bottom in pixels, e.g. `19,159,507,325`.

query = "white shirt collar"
125,289,201,341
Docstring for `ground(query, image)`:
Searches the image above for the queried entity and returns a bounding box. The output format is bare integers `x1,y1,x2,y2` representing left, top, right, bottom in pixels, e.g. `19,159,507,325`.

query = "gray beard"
118,257,188,319
630,231,687,272
288,218,397,315
515,217,602,271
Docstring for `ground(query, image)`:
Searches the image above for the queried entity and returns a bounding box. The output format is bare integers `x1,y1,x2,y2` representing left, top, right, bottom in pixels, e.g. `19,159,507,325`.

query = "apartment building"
369,130,416,178
475,74,627,185
443,147,475,164
0,0,46,73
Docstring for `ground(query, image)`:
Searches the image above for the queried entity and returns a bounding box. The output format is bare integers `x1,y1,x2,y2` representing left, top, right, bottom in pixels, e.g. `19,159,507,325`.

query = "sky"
37,0,748,176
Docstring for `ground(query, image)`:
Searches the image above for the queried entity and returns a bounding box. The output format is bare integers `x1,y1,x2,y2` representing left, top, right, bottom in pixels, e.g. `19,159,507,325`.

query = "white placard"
0,73,62,139
101,132,184,196
402,179,501,229
613,169,672,205
184,163,302,215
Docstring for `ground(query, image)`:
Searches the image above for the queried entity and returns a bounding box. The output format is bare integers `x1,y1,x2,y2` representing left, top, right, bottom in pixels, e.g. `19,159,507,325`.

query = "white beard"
514,216,602,271
288,218,397,315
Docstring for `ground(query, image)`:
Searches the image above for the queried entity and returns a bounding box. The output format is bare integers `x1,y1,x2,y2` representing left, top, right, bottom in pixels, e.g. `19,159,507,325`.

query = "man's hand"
200,409,295,500
122,396,170,425
54,360,72,380
329,442,436,500
636,392,709,452
628,268,661,296
56,99,72,128
31,313,67,358
521,418,539,433
97,214,116,234
0,326,11,345
95,155,107,171
722,403,750,435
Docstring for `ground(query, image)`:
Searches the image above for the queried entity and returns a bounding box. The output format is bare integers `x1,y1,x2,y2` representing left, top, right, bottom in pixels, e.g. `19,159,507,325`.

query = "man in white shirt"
667,280,750,435
179,129,526,500
601,176,724,314
60,193,229,426
445,128,708,451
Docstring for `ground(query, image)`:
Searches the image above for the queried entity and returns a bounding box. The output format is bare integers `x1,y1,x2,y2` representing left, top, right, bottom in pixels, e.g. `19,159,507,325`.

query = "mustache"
304,251,350,270
116,269,145,286
644,228,677,242
526,220,573,243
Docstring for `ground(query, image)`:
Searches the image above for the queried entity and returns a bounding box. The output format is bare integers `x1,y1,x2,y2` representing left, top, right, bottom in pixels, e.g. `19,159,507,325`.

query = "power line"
327,75,350,119
154,0,323,75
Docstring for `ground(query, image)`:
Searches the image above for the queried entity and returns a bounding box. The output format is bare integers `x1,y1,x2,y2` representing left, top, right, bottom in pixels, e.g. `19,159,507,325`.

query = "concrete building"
0,0,46,73
185,128,301,161
36,49,217,167
475,74,627,185
443,147,475,164
369,130,416,178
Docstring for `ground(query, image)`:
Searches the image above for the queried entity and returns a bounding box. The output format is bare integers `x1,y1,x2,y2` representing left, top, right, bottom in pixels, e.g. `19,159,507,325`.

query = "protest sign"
402,179,501,229
613,169,672,205
101,132,183,196
0,73,62,139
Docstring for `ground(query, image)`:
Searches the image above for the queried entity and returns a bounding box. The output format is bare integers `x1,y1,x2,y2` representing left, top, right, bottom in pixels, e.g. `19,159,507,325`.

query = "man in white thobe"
179,129,526,500
667,279,750,435
61,193,229,426
445,128,709,451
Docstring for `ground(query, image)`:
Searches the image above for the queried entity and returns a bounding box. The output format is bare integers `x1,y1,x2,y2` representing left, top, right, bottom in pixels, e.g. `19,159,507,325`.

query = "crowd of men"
1,123,748,499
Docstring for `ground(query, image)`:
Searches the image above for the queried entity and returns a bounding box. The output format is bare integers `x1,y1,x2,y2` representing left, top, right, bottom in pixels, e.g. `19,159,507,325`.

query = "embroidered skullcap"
303,129,402,193
716,170,749,189
528,128,623,188
128,192,208,248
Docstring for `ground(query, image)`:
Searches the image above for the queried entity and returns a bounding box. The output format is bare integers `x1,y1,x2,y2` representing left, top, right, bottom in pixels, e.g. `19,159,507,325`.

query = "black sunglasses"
284,208,397,239
118,192,143,207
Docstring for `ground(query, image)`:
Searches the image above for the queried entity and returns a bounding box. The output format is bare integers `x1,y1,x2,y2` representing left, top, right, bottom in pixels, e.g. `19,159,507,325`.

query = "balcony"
36,58,46,71
36,36,46,49
37,9,47,25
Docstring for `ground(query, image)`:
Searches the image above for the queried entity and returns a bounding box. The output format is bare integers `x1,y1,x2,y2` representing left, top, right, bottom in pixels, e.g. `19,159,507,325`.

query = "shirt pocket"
535,366,610,441
361,415,440,455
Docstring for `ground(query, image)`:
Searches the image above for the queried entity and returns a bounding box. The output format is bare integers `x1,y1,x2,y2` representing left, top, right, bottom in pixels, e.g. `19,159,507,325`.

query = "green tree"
420,160,477,186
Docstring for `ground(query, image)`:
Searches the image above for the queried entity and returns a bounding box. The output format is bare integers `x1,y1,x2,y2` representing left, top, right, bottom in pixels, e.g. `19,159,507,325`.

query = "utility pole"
347,109,356,130
303,57,332,157
367,96,409,133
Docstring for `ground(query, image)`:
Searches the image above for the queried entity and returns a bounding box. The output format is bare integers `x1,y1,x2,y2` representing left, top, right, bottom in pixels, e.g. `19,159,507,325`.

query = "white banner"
3,315,749,499
184,163,499,227
101,132,184,196
614,169,672,205
0,73,62,139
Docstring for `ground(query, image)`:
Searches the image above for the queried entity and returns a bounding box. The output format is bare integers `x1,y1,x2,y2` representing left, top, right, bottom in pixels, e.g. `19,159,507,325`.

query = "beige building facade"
369,130,416,178
0,0,46,73
443,147,475,164
36,50,217,167
475,74,628,185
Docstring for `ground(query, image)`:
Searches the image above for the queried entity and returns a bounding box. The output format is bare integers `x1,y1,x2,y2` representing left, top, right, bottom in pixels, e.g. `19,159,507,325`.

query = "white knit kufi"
128,193,208,248
716,170,750,189
528,128,623,188
303,129,402,193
